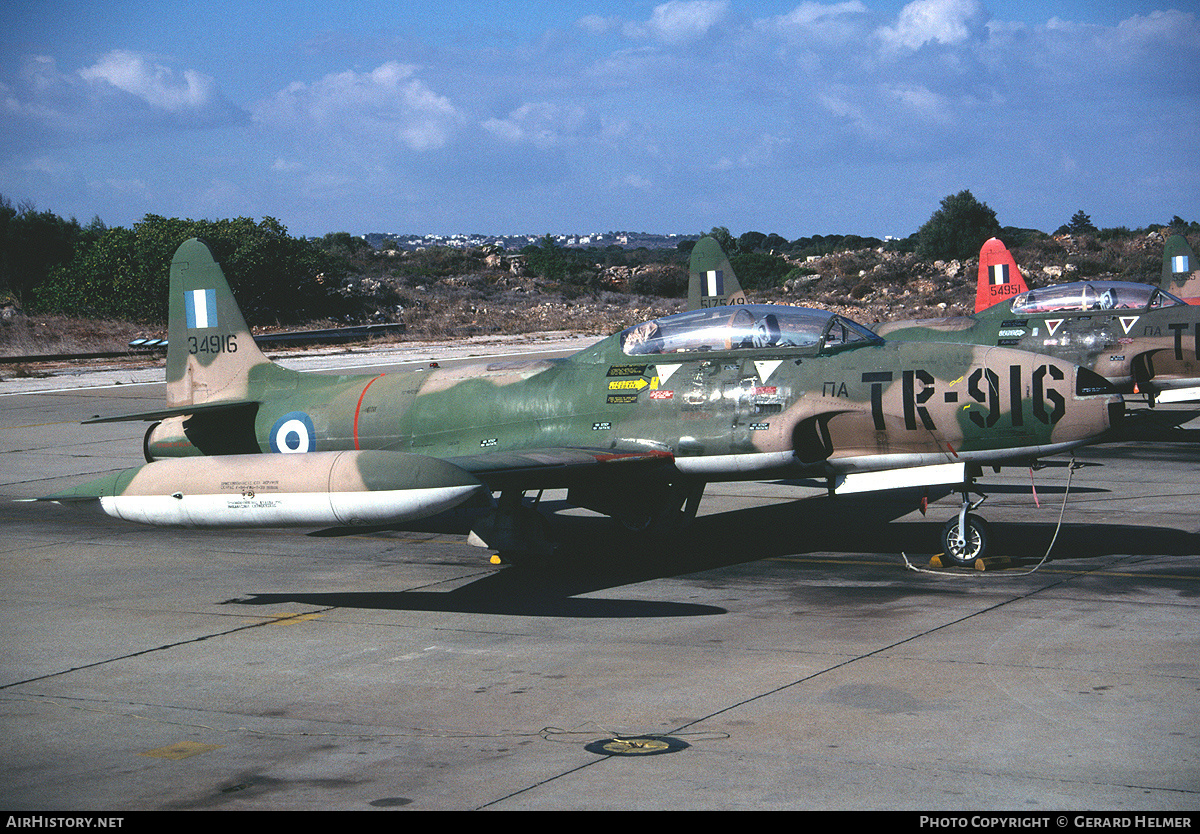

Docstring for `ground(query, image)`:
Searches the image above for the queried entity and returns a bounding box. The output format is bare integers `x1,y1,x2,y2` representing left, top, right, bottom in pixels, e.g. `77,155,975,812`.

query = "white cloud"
257,62,461,153
712,133,793,171
619,173,656,193
85,176,149,198
577,15,617,36
768,1,867,32
877,0,983,51
3,5,1195,238
884,83,953,124
79,50,219,113
625,1,730,44
1115,8,1200,52
0,51,246,156
482,102,590,149
753,2,869,54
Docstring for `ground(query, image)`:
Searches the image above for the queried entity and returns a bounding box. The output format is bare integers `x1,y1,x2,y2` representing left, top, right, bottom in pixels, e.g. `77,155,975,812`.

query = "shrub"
916,190,1002,261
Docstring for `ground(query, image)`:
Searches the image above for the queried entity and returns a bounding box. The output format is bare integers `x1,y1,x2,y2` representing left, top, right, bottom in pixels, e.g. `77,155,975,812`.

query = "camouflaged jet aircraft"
878,237,1200,405
1162,233,1200,305
688,236,747,310
42,238,1122,565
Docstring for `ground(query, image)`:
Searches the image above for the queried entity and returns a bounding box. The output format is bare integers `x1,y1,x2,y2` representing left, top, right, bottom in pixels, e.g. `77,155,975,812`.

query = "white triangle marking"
656,363,681,384
754,360,782,382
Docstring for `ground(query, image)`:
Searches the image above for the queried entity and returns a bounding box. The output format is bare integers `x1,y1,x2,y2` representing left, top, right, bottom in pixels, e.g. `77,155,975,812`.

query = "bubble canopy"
1010,282,1185,315
619,304,882,356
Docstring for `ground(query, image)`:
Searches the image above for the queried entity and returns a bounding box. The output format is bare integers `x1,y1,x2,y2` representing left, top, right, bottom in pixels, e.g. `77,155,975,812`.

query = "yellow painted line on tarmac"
1025,566,1200,581
769,556,887,569
769,556,1199,581
262,612,325,625
141,741,223,760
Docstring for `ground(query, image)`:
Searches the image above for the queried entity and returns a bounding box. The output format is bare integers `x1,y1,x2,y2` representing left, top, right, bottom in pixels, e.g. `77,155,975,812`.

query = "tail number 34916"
188,334,238,354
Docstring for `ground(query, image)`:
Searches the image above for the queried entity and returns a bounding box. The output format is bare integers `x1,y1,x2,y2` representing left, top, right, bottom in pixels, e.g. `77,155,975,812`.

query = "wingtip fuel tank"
42,450,485,529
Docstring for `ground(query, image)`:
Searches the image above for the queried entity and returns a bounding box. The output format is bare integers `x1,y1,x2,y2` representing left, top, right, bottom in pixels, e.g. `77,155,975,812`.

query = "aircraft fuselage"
150,324,1119,485
878,283,1200,401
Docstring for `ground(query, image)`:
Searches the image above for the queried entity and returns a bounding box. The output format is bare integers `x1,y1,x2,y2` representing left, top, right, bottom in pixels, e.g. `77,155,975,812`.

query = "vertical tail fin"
1161,233,1200,304
975,237,1029,313
688,236,747,310
166,239,277,408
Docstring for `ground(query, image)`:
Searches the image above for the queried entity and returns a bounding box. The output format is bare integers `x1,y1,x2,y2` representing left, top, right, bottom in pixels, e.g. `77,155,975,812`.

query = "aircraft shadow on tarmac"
226,484,1200,617
1110,407,1200,444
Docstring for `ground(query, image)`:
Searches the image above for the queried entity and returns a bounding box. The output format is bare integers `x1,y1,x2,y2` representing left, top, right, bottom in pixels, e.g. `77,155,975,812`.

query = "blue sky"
1,1,1197,240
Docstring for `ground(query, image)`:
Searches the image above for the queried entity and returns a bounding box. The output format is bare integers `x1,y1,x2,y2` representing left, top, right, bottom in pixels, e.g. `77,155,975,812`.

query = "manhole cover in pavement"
584,736,689,756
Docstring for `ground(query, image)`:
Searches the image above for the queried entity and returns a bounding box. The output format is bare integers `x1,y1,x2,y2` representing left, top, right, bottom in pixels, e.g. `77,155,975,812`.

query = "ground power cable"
902,455,1080,577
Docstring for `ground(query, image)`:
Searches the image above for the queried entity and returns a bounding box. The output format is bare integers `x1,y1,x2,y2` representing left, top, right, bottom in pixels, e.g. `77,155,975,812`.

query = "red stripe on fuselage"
353,374,386,450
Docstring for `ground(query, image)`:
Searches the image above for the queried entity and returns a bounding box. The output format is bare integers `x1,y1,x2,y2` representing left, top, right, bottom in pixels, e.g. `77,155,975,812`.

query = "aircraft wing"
444,447,675,490
33,446,677,531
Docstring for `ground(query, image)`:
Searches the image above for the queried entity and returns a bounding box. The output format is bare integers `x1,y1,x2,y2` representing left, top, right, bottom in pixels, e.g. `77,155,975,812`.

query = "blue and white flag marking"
989,263,1010,285
1172,255,1190,275
185,288,218,329
705,269,724,297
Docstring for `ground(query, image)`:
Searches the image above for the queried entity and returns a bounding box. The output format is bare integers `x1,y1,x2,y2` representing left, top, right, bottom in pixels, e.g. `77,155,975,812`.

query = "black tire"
941,513,990,566
618,481,704,541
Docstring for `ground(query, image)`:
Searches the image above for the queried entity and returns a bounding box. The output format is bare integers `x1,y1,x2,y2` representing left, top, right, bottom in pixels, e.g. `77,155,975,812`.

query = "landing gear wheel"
941,513,990,566
617,482,705,542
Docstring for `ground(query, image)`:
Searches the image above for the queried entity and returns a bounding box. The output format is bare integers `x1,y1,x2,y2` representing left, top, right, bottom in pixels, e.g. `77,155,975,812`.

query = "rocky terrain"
0,229,1181,359
356,227,1172,340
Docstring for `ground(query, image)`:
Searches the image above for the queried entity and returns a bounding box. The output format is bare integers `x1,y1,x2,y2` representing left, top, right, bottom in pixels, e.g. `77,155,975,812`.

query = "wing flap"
445,447,675,489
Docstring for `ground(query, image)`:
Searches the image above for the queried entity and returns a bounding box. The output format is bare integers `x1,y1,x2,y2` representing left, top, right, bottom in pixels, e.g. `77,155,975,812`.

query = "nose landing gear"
940,489,989,567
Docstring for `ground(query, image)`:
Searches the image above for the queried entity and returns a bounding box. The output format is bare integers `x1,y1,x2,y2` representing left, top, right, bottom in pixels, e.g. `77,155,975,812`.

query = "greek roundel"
269,412,315,453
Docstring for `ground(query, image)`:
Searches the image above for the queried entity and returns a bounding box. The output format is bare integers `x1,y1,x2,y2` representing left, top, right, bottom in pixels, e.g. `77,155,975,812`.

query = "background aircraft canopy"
620,304,881,356
1011,282,1185,315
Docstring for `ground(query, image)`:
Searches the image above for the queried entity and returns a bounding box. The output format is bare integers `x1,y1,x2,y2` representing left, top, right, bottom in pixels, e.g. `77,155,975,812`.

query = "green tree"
737,231,767,254
729,251,792,291
916,190,1002,261
763,233,789,252
314,231,375,264
520,235,595,288
705,226,736,255
0,197,83,304
0,195,16,301
1057,210,1098,236
33,215,356,324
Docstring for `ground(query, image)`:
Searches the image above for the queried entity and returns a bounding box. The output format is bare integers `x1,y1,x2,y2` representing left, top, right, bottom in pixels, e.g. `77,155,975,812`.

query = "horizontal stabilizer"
83,398,261,424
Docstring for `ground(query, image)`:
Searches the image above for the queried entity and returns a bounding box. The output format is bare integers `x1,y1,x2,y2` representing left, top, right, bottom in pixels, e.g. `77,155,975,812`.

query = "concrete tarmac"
1,350,1198,811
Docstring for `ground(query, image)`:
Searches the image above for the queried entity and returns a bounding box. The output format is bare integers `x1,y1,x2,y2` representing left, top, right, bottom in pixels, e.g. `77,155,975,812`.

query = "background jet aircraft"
43,239,1121,565
878,238,1200,405
975,236,1029,312
1162,233,1200,304
687,236,746,310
